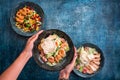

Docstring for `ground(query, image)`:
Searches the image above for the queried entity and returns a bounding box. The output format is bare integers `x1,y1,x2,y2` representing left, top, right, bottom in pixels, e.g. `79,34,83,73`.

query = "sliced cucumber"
65,46,70,52
79,66,83,72
46,62,57,66
52,62,57,66
76,58,80,64
46,62,53,66
89,48,96,54
53,51,59,57
77,47,81,53
46,53,53,58
80,47,84,54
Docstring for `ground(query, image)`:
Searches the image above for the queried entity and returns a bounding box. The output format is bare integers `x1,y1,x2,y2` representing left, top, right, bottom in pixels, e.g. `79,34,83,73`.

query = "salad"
75,46,101,74
15,6,42,32
38,34,70,66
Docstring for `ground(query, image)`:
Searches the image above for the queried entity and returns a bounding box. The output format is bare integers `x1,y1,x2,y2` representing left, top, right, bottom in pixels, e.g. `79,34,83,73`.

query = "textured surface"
0,0,120,80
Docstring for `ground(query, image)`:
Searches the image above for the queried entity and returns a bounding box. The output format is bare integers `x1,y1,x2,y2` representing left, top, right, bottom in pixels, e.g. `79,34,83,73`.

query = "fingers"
31,30,44,42
59,70,65,78
74,47,77,58
35,30,44,37
59,70,69,79
68,47,77,67
28,35,36,41
29,30,44,43
73,47,77,61
59,47,77,79
32,30,43,39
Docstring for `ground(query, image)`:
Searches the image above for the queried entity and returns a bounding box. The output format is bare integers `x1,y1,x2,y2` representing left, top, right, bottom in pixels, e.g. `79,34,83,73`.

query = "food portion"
75,46,101,74
38,34,70,66
15,6,42,32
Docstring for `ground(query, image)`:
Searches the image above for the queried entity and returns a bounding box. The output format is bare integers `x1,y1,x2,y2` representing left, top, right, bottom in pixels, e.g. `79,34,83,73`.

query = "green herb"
24,19,28,23
25,23,31,28
31,29,35,32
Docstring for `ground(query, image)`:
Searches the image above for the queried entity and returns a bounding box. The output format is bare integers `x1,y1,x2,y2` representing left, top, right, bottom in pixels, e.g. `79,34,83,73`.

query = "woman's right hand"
59,47,77,80
22,30,43,58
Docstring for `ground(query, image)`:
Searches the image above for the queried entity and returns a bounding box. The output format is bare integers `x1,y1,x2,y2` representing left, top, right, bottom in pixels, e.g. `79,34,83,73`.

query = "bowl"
73,43,104,78
32,29,74,71
10,1,44,36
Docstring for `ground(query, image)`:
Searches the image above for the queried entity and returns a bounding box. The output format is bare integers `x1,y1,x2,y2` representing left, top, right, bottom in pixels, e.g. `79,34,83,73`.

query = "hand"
59,47,77,79
22,30,43,58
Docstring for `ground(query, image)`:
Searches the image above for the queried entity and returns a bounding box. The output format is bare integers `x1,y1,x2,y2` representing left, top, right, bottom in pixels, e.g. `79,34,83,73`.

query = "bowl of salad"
10,1,44,36
73,43,104,78
32,29,74,71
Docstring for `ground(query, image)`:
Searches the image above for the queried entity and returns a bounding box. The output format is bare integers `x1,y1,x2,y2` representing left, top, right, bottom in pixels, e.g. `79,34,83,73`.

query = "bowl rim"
73,43,104,78
10,1,44,36
32,29,74,71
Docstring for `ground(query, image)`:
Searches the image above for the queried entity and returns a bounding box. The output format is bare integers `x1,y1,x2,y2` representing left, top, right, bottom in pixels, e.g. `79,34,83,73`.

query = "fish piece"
16,12,24,20
48,57,55,63
40,50,44,57
89,62,99,71
87,53,94,60
41,56,47,62
15,17,24,23
58,48,66,58
21,11,27,16
89,64,96,72
93,60,100,65
61,41,68,49
55,41,59,47
84,47,89,52
86,65,94,74
54,57,59,63
93,57,101,62
41,39,57,54
38,44,42,51
56,55,62,61
94,53,100,58
61,38,65,43
82,67,87,73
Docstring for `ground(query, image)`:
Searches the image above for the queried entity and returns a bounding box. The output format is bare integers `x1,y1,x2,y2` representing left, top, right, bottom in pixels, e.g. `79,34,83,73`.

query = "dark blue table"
0,0,120,80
